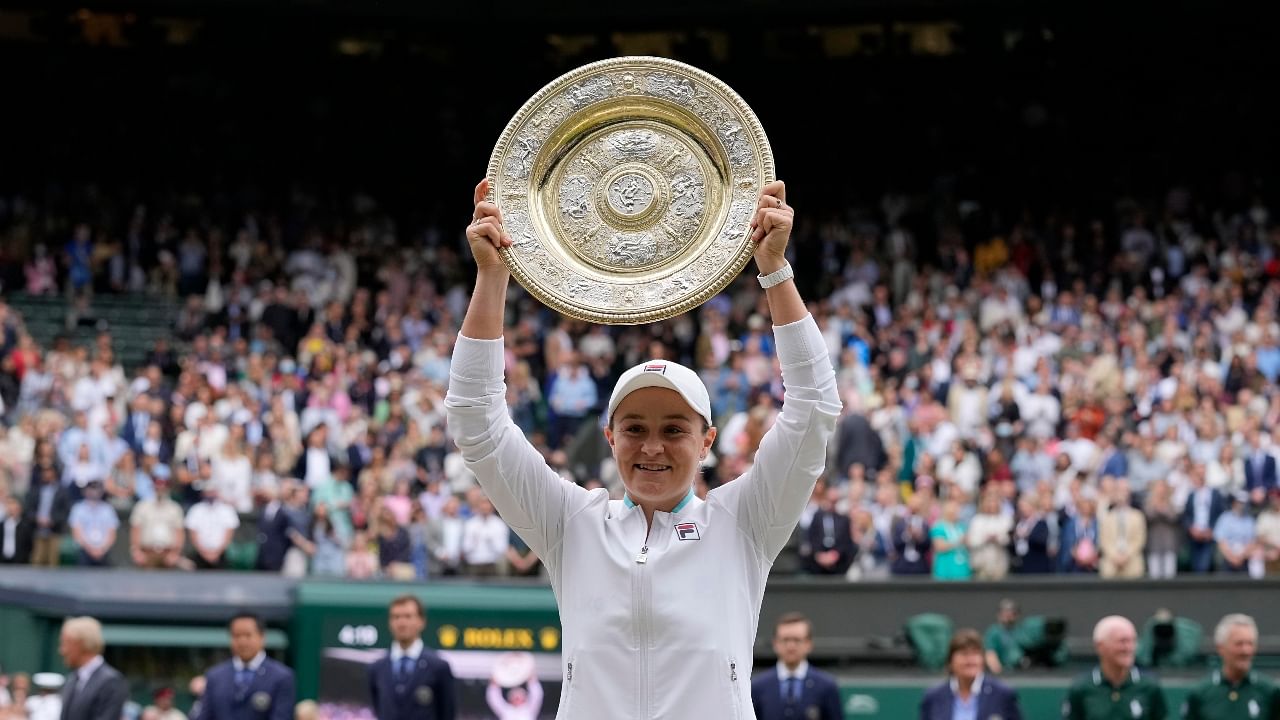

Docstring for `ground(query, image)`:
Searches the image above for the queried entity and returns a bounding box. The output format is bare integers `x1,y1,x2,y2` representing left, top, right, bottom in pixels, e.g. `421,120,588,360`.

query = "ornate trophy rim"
486,55,775,325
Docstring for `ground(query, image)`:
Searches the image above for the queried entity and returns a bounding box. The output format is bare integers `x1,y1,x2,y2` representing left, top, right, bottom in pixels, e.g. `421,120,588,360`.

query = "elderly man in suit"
195,613,294,720
58,616,128,720
1,494,34,563
368,595,456,720
920,628,1022,720
751,613,843,720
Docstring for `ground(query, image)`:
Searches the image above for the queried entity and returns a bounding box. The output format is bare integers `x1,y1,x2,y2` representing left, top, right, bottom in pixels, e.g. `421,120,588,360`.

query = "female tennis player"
445,177,841,719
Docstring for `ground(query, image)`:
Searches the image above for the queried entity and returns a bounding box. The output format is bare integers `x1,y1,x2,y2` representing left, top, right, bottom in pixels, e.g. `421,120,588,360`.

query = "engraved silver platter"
486,56,775,324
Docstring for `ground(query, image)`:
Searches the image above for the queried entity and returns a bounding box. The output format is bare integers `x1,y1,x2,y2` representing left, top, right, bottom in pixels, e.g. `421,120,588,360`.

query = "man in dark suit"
255,481,295,573
919,628,1022,720
368,595,456,720
24,464,72,567
58,616,129,720
751,613,842,720
1,495,33,563
121,394,153,456
1183,464,1226,573
195,613,295,720
801,486,856,576
1243,431,1278,506
834,413,887,480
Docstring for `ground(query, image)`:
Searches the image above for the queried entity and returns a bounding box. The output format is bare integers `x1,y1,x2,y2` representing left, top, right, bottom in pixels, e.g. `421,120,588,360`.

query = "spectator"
1011,494,1053,574
967,491,1012,580
428,496,465,577
1060,490,1100,574
281,483,314,577
1143,480,1181,579
461,494,508,578
1098,482,1146,579
848,507,889,581
834,412,887,480
1184,465,1225,574
22,673,58,720
930,498,971,581
0,495,33,564
210,436,253,514
890,493,931,576
376,505,413,580
544,351,597,449
68,480,117,566
144,688,186,720
1257,489,1280,576
802,485,855,576
23,464,70,567
1214,491,1262,577
345,530,379,579
1242,429,1278,506
505,527,542,579
255,483,292,573
308,504,348,577
295,425,335,491
185,486,239,570
129,468,185,569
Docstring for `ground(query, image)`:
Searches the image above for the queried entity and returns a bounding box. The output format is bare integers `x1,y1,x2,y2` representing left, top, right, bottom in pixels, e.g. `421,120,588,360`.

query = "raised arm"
446,179,592,564
750,181,805,325
715,182,843,560
460,179,513,340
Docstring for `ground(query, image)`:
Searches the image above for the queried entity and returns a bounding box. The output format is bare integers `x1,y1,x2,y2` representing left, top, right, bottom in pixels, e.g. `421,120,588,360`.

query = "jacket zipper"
729,659,743,720
563,660,574,715
635,521,653,719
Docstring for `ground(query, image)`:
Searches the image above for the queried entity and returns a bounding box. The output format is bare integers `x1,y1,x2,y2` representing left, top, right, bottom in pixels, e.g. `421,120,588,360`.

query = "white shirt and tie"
232,652,266,693
390,639,423,679
777,660,809,704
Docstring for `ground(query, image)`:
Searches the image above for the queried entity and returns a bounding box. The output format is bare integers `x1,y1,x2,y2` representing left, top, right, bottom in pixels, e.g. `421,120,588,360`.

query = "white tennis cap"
607,359,713,427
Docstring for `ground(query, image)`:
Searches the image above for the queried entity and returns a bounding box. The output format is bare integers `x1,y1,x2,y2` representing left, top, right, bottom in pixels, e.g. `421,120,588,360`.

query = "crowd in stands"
1,179,1280,583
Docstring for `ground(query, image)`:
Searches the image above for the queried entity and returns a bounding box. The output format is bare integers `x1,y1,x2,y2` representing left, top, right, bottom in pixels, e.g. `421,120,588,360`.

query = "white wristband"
757,262,794,289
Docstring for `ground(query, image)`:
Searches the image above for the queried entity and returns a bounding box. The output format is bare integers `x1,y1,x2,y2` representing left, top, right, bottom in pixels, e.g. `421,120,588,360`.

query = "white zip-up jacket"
445,315,841,720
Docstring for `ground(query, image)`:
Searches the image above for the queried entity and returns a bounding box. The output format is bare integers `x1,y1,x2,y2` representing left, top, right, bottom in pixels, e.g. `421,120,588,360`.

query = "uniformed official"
1063,616,1167,720
194,613,295,720
750,613,843,720
367,594,456,720
1183,614,1280,720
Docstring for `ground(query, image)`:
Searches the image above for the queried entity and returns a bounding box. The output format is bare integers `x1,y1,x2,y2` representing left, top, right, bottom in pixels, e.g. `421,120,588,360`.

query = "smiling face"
605,387,715,512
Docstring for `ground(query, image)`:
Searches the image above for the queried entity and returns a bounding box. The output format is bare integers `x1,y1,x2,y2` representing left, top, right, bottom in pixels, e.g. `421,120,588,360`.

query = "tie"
399,656,413,678
235,668,252,693
786,677,800,703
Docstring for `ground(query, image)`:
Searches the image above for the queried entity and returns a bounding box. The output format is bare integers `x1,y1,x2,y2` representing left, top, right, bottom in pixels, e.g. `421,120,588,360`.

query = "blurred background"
1,1,1279,718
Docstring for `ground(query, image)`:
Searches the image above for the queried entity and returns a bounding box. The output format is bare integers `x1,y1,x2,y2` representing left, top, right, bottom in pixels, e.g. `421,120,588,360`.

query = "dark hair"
774,612,812,639
229,612,265,634
389,594,425,620
948,628,984,661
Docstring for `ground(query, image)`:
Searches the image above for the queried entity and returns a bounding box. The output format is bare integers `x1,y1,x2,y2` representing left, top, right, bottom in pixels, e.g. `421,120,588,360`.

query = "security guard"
1183,614,1280,720
195,613,295,720
1063,616,1167,720
367,594,456,720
